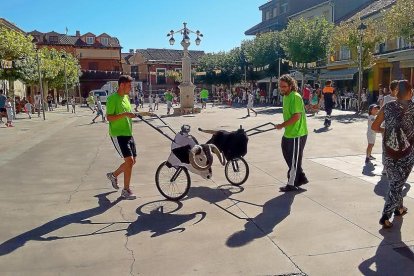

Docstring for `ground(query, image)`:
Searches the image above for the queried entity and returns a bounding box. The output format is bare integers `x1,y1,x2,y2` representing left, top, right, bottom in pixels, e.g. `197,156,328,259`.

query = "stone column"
178,40,195,110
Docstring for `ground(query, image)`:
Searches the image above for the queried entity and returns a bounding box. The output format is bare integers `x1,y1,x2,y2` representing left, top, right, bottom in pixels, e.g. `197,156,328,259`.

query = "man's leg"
121,156,135,190
295,135,308,186
280,136,302,191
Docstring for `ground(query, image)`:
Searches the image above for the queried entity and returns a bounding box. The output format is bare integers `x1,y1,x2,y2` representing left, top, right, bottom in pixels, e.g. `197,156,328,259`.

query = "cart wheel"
225,157,249,186
155,161,191,201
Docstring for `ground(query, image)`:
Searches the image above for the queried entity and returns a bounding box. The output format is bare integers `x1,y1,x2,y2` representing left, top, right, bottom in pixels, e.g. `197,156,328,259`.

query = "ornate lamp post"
357,22,367,112
167,22,203,112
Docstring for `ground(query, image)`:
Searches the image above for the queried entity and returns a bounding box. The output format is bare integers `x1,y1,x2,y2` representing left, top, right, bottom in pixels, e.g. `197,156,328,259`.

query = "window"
280,1,288,14
101,37,109,46
88,62,98,70
340,46,350,60
86,36,94,44
398,37,409,49
49,36,58,43
266,10,272,20
273,7,277,17
156,68,166,84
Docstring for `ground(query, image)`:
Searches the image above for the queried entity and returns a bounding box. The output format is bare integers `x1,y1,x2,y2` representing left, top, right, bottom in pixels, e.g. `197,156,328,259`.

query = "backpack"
383,104,414,160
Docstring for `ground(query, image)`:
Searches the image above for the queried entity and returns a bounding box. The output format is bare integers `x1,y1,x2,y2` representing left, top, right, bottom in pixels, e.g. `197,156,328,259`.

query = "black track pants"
281,135,307,186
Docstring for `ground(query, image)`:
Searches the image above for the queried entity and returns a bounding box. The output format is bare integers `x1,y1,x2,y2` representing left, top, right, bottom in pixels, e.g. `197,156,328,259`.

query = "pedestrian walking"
105,75,154,200
165,90,173,115
86,93,95,113
24,101,34,119
0,90,6,124
302,84,311,112
200,87,209,109
139,94,144,108
275,74,308,192
92,96,105,123
242,89,247,105
321,80,335,127
134,94,139,112
5,97,14,127
148,94,154,112
380,81,399,175
34,92,42,117
372,80,414,228
365,104,379,163
47,94,53,111
70,96,76,113
246,90,257,117
154,94,160,110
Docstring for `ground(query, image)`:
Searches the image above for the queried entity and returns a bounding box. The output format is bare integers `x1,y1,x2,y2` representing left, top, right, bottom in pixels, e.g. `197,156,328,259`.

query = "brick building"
128,48,205,94
28,30,122,97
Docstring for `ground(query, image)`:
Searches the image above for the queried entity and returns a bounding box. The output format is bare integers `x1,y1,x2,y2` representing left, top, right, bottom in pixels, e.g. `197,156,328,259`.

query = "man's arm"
276,113,301,130
106,113,135,122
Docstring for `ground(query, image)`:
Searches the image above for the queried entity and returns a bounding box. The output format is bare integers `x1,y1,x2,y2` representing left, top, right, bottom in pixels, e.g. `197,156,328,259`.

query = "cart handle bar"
135,114,175,142
244,122,276,137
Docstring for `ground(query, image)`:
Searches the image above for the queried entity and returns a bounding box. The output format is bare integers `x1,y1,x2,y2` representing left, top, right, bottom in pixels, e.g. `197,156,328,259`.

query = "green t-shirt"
106,93,133,137
165,93,173,102
200,89,209,99
282,91,308,138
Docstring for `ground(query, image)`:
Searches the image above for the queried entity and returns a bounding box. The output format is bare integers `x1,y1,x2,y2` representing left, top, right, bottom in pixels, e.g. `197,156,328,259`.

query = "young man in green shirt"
106,75,153,199
275,74,309,192
200,88,209,109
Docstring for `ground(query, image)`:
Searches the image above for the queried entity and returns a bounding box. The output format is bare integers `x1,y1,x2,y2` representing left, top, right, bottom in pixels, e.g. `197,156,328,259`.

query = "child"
92,96,105,123
148,94,154,112
366,104,379,163
70,96,76,113
154,94,160,110
5,97,13,127
24,101,34,119
308,90,319,115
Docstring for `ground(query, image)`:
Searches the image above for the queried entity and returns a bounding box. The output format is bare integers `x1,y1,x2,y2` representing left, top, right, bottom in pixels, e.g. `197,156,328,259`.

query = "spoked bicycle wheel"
155,161,191,201
224,157,249,186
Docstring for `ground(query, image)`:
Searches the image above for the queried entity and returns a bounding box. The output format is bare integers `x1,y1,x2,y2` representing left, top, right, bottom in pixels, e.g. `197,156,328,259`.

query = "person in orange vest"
322,80,335,127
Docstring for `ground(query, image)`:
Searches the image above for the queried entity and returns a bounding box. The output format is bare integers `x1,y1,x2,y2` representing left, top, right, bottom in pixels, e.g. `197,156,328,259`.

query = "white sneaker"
121,189,137,200
106,173,119,190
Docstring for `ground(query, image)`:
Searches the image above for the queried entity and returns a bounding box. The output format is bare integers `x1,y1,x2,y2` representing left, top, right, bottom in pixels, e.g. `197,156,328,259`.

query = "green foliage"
383,0,414,40
0,26,34,61
330,17,384,68
281,17,333,64
166,70,182,83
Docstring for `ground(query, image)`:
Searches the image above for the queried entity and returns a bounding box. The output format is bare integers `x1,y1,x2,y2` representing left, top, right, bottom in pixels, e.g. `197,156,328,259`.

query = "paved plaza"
1,104,414,275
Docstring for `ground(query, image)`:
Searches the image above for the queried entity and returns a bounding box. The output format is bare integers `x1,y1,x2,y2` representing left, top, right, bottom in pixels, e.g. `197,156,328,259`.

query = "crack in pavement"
117,205,136,276
66,135,106,204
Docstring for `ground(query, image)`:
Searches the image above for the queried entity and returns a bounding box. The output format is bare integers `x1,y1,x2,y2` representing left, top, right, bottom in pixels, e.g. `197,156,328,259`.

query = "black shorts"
111,136,137,158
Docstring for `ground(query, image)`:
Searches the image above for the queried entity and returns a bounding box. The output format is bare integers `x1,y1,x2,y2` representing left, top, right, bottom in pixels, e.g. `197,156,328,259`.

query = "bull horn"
209,144,225,165
189,145,212,171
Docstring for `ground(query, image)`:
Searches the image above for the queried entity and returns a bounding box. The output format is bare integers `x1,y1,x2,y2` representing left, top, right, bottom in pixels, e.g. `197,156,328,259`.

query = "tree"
384,0,414,40
166,70,182,83
330,17,383,68
281,17,333,65
245,32,283,77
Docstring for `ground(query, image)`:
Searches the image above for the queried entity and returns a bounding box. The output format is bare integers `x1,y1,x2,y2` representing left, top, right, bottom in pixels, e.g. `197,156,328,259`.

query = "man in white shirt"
34,92,42,117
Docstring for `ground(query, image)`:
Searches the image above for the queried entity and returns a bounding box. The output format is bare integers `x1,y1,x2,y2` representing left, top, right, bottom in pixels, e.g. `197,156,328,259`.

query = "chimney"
76,30,80,37
129,49,134,54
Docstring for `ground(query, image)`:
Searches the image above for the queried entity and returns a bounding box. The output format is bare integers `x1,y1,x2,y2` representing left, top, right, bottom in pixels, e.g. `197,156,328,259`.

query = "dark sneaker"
295,178,309,187
369,155,376,160
379,214,393,229
279,185,298,192
106,173,119,190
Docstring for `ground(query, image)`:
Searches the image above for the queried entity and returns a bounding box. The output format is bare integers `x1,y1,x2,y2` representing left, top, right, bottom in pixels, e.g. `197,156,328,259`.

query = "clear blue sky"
2,0,264,53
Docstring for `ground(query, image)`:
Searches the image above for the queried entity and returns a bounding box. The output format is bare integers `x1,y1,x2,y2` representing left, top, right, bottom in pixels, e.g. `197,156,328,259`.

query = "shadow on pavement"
358,218,414,275
0,192,121,256
315,113,367,125
362,162,377,177
373,175,410,200
126,200,206,238
226,189,305,248
313,127,331,133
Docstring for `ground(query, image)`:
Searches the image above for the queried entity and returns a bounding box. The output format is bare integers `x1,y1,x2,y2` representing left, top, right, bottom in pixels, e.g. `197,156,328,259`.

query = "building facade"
29,30,122,97
129,48,205,94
